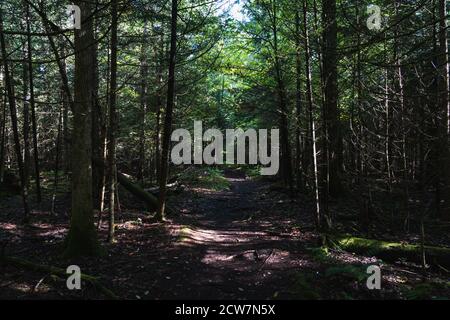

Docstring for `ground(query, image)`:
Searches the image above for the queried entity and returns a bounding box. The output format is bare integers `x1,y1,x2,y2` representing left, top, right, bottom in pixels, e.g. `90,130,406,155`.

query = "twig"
257,249,274,272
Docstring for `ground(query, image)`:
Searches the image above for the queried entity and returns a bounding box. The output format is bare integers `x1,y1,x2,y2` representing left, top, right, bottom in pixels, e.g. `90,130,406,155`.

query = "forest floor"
0,169,449,299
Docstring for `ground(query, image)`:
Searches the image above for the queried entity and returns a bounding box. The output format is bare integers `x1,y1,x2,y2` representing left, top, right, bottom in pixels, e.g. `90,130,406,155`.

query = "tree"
156,0,178,221
25,1,41,203
107,0,118,242
322,0,342,198
0,7,31,223
437,0,450,220
64,0,101,257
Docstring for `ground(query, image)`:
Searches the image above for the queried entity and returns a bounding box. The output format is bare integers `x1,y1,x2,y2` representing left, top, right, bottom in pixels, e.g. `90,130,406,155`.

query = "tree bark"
138,21,149,184
437,0,450,220
271,0,293,192
25,2,41,203
295,7,304,191
322,0,342,198
0,8,31,222
302,0,321,229
156,0,178,221
107,0,118,243
64,0,101,257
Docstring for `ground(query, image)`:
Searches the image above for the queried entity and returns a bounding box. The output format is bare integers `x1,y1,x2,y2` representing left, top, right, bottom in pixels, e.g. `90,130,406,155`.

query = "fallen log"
116,171,159,211
0,255,118,299
92,158,159,212
330,234,450,268
144,182,182,195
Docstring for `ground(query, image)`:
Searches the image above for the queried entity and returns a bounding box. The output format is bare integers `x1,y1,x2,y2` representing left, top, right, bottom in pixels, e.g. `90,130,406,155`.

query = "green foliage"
309,246,332,263
324,264,368,282
290,273,321,299
402,282,450,300
179,167,230,191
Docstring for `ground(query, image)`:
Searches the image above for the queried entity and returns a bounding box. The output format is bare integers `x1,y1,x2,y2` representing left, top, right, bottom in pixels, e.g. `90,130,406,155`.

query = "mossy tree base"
63,226,103,259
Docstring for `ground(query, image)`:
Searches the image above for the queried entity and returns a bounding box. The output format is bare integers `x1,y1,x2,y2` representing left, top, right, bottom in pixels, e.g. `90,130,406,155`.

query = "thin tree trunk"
156,0,178,221
138,21,149,184
21,39,30,192
154,28,164,185
92,0,103,210
0,85,6,183
51,104,63,215
438,0,450,220
295,7,304,191
107,0,118,243
271,0,293,193
302,0,320,229
25,2,41,202
0,8,31,223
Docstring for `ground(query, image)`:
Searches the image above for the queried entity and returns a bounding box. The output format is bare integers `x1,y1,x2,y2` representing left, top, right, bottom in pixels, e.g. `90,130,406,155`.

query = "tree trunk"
322,0,342,198
156,0,178,221
295,7,304,191
92,0,103,210
0,8,31,223
64,0,100,257
0,84,6,183
107,0,118,243
25,2,41,203
271,0,293,192
21,39,30,192
138,21,148,184
437,0,450,220
154,28,165,184
302,0,321,229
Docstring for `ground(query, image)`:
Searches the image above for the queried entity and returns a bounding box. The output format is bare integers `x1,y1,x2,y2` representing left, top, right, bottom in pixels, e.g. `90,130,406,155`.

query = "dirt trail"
153,170,316,299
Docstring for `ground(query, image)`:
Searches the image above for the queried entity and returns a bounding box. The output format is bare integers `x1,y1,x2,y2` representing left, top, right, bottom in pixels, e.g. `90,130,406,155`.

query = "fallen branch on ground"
92,158,165,213
0,255,118,299
329,234,450,268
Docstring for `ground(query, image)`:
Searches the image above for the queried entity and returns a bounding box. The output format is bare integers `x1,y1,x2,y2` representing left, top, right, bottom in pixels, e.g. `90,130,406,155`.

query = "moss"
63,225,103,258
178,226,194,242
402,282,450,300
290,273,321,299
1,256,117,299
332,234,450,267
325,265,368,282
179,167,230,191
309,246,332,263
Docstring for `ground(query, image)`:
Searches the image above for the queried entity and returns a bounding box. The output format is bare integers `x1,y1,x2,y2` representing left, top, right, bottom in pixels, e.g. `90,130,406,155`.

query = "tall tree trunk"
0,84,6,182
107,0,118,243
438,0,450,220
92,0,103,210
25,2,41,202
138,21,149,184
322,0,342,198
156,0,178,221
64,0,100,257
302,0,321,229
154,28,164,184
271,0,293,192
51,104,63,215
0,8,31,223
21,39,30,192
295,7,304,191
394,1,410,229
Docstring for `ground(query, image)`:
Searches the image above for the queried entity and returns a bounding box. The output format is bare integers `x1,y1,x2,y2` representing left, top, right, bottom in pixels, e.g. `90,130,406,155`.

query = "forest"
0,0,449,301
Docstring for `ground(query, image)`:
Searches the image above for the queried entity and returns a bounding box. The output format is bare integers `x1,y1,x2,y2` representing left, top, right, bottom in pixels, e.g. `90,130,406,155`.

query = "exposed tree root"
0,255,119,299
